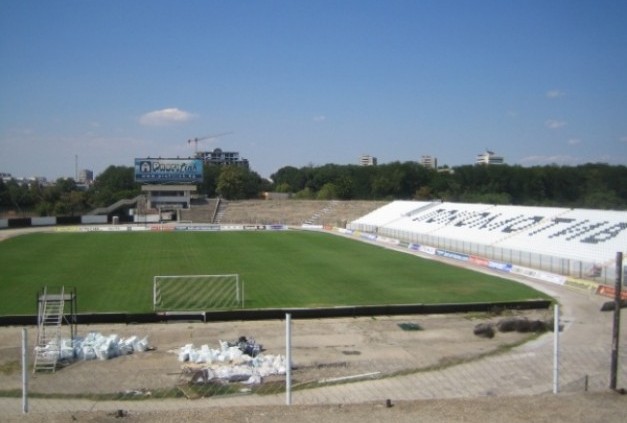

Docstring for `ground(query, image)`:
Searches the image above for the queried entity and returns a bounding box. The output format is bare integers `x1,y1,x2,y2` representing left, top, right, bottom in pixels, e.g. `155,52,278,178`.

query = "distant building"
196,148,249,169
360,154,377,166
1,174,48,186
78,169,94,184
475,150,504,165
420,155,438,169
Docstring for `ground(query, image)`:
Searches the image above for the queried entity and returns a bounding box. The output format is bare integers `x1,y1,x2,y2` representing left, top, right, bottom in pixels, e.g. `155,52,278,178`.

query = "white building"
420,155,438,169
360,154,377,166
78,169,94,184
475,150,504,165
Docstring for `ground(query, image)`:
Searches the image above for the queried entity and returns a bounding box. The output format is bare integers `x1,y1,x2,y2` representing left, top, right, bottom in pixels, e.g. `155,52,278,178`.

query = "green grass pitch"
0,230,549,315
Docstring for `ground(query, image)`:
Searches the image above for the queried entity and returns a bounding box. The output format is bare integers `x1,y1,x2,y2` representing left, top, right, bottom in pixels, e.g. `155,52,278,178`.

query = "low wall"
81,215,108,224
0,215,105,229
0,300,552,326
32,217,56,226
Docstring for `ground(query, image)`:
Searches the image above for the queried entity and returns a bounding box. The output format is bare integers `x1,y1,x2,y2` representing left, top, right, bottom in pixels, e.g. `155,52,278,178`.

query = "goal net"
153,274,242,312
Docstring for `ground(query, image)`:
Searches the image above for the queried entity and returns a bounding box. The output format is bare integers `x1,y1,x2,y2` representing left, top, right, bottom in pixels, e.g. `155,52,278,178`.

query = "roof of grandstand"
349,201,627,265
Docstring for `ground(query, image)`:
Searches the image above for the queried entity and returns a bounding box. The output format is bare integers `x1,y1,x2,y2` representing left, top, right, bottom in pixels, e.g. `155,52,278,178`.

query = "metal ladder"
33,286,65,372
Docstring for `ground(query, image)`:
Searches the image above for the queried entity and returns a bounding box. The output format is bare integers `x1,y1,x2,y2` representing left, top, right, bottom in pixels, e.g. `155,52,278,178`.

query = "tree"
275,182,292,193
216,166,261,200
88,166,139,207
55,177,77,193
348,165,376,199
317,183,338,200
4,179,33,215
294,187,315,199
271,166,305,192
199,165,221,197
0,179,8,210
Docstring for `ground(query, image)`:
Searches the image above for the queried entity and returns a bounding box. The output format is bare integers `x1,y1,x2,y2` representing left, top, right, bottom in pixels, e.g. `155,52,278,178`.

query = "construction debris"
176,336,286,385
473,317,554,338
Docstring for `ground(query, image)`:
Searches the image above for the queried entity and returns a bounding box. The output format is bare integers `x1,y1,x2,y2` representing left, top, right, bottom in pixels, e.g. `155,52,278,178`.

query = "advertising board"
134,158,203,183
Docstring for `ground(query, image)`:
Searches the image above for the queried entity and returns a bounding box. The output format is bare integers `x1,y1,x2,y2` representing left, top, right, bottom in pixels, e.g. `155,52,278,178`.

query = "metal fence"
1,302,625,417
374,227,621,283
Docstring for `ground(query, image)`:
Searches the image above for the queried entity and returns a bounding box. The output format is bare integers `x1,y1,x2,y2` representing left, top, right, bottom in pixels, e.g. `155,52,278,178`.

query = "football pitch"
0,230,549,315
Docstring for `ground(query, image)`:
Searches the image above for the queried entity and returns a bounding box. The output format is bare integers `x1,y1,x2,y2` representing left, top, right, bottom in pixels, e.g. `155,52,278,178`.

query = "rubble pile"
176,336,286,385
473,316,554,338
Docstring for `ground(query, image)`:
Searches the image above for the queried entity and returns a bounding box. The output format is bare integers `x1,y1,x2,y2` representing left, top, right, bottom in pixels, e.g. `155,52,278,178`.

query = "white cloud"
546,89,565,99
139,108,196,126
545,119,566,129
567,138,581,145
313,115,326,122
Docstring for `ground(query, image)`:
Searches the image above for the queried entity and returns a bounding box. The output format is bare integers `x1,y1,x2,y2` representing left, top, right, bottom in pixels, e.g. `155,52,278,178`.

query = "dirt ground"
5,310,618,423
5,392,626,423
0,311,550,395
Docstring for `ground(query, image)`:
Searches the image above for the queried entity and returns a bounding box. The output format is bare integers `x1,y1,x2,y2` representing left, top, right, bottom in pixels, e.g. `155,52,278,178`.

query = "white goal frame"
153,274,242,312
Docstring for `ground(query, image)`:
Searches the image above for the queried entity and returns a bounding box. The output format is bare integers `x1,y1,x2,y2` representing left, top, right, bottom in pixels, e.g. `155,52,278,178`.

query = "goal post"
153,274,243,312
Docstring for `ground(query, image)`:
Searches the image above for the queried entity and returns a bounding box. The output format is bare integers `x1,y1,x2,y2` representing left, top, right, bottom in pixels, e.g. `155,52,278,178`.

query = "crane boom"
187,132,233,153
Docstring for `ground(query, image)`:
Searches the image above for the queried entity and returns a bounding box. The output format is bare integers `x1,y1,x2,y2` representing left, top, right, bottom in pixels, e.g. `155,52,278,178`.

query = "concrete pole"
553,304,560,394
610,252,623,390
22,328,29,413
286,313,292,405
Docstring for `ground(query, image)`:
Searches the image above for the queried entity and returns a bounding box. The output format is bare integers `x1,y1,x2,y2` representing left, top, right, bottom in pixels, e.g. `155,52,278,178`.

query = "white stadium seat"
349,201,627,276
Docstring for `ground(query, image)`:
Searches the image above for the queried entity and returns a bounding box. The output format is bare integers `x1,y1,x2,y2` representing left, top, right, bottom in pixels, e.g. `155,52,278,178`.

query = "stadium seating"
215,200,387,226
498,208,627,263
348,201,627,274
350,201,433,231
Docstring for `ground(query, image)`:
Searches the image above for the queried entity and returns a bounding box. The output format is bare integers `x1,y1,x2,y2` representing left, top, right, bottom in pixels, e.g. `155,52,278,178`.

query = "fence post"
610,252,623,390
22,327,28,414
286,313,292,405
553,304,560,394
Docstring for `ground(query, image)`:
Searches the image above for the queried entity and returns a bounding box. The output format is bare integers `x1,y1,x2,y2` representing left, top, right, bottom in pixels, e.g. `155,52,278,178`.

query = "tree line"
271,162,626,209
1,162,625,217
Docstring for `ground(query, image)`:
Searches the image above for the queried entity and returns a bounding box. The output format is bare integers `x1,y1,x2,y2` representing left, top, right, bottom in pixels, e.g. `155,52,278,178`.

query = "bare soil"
1,314,626,423
0,311,551,395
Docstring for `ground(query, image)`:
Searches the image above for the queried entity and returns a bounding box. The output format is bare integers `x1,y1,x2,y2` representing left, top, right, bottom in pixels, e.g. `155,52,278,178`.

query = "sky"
1,0,626,181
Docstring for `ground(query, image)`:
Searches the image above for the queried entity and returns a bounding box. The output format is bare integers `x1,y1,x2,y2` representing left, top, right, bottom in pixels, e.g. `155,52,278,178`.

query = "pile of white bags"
75,332,150,360
177,340,286,384
35,332,150,362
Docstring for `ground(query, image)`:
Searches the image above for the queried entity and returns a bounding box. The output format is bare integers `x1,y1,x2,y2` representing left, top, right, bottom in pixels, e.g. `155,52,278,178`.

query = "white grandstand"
348,201,627,283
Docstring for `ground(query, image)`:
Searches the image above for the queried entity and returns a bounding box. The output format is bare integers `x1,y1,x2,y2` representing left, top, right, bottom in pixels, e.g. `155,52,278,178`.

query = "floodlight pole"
610,252,623,391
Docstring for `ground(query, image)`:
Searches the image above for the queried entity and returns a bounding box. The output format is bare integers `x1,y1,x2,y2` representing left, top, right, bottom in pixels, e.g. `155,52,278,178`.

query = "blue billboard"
134,158,203,183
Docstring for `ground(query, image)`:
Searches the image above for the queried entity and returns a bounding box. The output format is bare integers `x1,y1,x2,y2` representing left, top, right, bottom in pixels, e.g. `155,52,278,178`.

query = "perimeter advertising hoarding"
134,158,203,183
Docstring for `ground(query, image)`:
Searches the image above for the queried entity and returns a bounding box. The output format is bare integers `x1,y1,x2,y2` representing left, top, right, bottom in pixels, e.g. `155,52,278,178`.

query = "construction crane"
187,132,233,154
